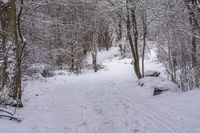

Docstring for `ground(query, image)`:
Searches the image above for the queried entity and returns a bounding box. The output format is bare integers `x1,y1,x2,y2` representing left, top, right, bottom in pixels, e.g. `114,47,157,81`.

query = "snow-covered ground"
0,46,200,133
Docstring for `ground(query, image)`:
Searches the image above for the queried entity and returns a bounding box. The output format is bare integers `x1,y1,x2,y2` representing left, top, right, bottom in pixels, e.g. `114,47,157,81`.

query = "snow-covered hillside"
0,47,200,133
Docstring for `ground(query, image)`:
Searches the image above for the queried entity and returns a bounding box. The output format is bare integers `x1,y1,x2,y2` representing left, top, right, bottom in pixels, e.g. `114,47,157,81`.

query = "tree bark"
126,1,142,79
142,11,147,77
184,0,199,88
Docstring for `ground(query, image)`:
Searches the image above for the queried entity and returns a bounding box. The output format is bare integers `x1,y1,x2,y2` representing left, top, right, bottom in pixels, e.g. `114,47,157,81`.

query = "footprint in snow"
93,108,103,115
133,128,140,133
80,105,87,110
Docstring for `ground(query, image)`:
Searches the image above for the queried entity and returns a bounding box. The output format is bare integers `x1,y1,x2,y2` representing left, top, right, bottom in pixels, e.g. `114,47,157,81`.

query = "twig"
0,114,22,122
0,109,14,116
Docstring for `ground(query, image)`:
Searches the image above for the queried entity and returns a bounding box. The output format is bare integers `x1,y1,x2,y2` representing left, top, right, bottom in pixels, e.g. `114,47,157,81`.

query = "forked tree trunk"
126,1,142,79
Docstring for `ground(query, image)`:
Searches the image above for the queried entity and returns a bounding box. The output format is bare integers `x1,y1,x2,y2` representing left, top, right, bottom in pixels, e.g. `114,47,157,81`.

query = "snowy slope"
0,47,200,133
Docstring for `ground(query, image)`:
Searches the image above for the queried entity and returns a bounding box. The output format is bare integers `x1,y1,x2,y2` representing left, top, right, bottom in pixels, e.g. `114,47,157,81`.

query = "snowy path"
73,60,184,133
0,48,200,133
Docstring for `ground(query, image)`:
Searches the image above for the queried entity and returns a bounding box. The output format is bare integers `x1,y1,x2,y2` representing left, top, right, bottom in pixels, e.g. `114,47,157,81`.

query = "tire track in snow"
80,81,176,133
104,85,142,133
111,83,186,133
105,85,162,133
70,77,185,133
78,82,140,133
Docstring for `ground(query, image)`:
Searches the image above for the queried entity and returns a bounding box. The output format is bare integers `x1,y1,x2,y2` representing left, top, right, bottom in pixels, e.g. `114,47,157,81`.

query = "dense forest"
0,0,199,132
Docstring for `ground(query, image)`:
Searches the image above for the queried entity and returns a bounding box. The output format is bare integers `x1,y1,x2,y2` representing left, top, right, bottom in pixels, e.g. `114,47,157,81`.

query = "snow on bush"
138,76,180,94
26,64,54,78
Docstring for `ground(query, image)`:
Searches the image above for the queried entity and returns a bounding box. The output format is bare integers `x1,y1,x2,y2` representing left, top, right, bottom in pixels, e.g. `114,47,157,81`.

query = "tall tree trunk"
185,0,199,88
71,43,74,71
126,2,142,79
1,17,8,89
92,32,98,72
10,0,23,107
0,0,23,107
141,11,147,77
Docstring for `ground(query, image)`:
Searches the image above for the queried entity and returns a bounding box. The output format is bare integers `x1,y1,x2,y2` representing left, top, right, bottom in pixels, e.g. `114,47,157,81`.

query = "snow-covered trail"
9,60,180,133
0,47,200,133
73,60,184,133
